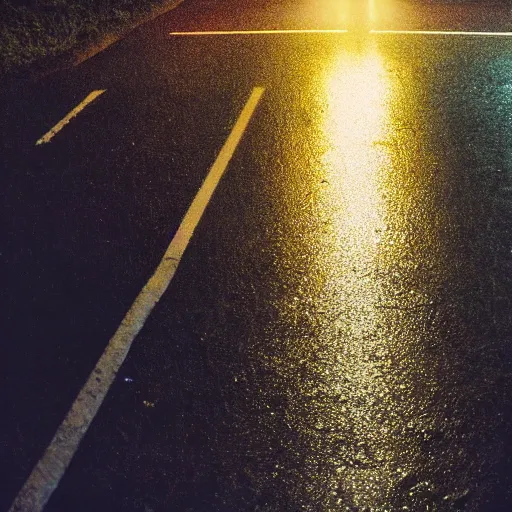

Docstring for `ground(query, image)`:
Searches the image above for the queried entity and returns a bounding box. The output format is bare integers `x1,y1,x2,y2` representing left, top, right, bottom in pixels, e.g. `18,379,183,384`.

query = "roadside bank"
0,0,184,80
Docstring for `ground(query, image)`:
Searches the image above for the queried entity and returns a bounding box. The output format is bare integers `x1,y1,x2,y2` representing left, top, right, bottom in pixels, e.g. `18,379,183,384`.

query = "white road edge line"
170,29,348,35
36,90,106,145
371,29,512,36
10,86,265,512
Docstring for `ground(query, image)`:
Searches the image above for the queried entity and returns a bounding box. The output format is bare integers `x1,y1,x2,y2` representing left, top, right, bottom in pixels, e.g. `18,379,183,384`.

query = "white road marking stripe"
170,29,348,35
9,86,265,512
371,29,512,36
36,90,106,145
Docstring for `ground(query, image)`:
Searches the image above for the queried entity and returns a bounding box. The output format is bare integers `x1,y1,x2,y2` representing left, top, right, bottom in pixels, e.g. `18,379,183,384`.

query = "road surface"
2,0,512,510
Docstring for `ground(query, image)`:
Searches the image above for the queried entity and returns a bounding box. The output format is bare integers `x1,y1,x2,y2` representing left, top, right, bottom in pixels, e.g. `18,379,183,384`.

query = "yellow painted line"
371,29,512,37
9,86,265,512
170,29,348,35
169,29,512,37
36,90,106,145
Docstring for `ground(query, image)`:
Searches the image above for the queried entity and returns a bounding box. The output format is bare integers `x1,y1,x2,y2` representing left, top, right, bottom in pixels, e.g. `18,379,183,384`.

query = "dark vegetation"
0,0,175,75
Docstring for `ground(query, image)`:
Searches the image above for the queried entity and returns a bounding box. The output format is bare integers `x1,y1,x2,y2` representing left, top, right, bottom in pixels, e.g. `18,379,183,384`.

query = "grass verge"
0,0,183,78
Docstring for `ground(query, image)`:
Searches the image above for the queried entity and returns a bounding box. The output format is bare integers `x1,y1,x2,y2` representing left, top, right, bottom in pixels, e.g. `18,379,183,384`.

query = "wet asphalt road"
3,0,512,510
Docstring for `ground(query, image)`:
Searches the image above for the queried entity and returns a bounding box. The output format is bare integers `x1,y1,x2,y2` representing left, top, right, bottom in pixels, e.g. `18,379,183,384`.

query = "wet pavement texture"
2,1,512,511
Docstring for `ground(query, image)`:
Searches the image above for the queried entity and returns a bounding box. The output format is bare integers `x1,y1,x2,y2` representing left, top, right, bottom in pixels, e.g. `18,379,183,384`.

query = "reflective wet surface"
264,38,512,509
3,2,512,511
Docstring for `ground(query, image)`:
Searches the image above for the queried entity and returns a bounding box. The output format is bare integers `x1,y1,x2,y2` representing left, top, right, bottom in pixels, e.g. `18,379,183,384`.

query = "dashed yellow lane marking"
36,90,106,146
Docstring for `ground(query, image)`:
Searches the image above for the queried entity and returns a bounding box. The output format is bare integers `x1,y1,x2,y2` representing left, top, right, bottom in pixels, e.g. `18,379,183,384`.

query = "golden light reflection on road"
256,37,442,510
323,49,388,241
369,0,378,25
317,45,411,506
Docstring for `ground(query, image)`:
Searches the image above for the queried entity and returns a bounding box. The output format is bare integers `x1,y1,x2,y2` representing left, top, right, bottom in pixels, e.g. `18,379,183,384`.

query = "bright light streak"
369,0,377,25
323,51,389,243
318,47,399,505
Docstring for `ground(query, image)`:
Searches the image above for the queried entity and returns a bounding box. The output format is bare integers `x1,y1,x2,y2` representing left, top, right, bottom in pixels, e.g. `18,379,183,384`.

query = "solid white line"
169,29,348,35
9,86,265,512
36,90,106,145
371,29,512,36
